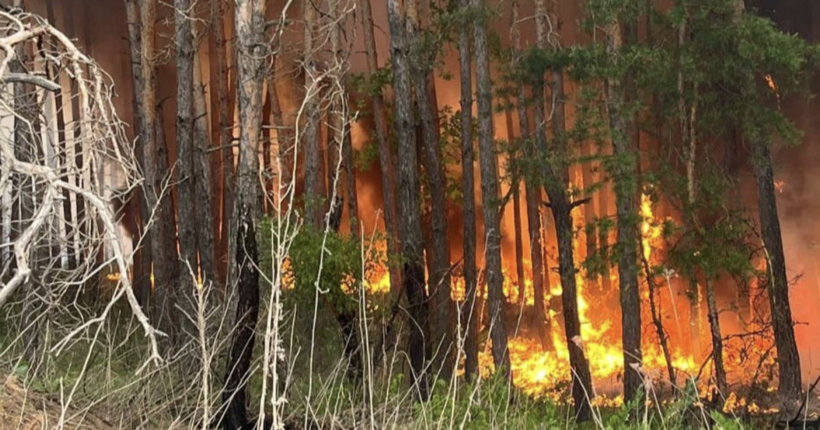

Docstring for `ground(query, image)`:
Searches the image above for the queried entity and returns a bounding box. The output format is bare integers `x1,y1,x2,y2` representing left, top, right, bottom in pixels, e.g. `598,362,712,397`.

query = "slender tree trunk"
358,0,401,297
513,186,525,304
752,141,802,397
705,278,727,396
124,0,151,304
505,106,526,304
458,0,479,379
137,0,177,339
174,0,198,333
343,129,359,234
512,0,551,351
303,0,325,228
534,0,593,419
407,0,454,380
731,0,802,398
473,0,510,375
212,0,232,283
193,40,216,285
154,103,180,341
602,18,643,406
222,0,266,428
387,0,430,399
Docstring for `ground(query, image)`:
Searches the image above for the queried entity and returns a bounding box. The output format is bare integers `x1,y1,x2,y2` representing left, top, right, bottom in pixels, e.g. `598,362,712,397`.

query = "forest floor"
0,374,118,430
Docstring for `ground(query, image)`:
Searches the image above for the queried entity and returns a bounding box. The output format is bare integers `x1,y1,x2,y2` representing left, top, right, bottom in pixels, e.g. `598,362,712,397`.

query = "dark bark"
534,80,594,421
387,0,430,399
154,103,181,342
193,44,217,285
408,0,454,380
212,0,232,284
534,0,593,419
222,0,266,427
458,0,478,379
358,0,401,297
123,0,151,304
603,20,643,406
222,216,260,430
175,0,197,332
705,278,727,396
732,0,802,398
137,0,178,339
752,141,802,397
343,126,359,234
303,0,325,228
473,0,510,375
512,0,551,351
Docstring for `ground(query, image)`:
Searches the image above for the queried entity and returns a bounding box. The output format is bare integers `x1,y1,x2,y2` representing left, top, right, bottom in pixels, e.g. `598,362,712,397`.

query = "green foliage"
260,220,383,315
417,373,562,430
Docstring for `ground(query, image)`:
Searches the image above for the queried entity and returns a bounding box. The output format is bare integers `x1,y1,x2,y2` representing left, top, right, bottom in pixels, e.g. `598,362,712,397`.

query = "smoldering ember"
2,0,820,429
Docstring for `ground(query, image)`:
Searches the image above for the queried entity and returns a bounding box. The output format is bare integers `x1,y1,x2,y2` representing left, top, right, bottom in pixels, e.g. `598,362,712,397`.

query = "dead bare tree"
0,8,161,366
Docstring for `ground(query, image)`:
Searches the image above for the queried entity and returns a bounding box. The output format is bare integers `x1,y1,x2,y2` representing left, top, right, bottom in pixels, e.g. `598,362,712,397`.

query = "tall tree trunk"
344,130,359,234
458,0,479,379
752,141,802,397
175,0,197,332
473,0,510,375
603,19,643,405
731,0,802,398
193,39,217,285
212,0,232,283
534,0,594,419
154,102,181,342
407,0,454,380
512,0,551,351
513,186,525,304
387,0,430,399
358,0,401,297
123,0,151,304
303,0,325,228
138,0,177,339
222,0,266,428
506,106,526,304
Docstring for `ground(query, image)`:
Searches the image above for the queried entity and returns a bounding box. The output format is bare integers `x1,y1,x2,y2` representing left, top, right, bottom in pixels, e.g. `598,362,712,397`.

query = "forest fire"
6,0,820,429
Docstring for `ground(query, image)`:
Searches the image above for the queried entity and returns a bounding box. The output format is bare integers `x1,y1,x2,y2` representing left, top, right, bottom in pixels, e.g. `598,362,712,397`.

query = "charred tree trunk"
603,19,643,406
343,129,359,234
408,0,454,380
387,0,430,399
473,0,510,375
752,141,801,397
222,0,266,428
705,278,727,396
534,0,593,419
458,0,479,380
223,215,260,430
506,108,526,305
732,0,802,398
